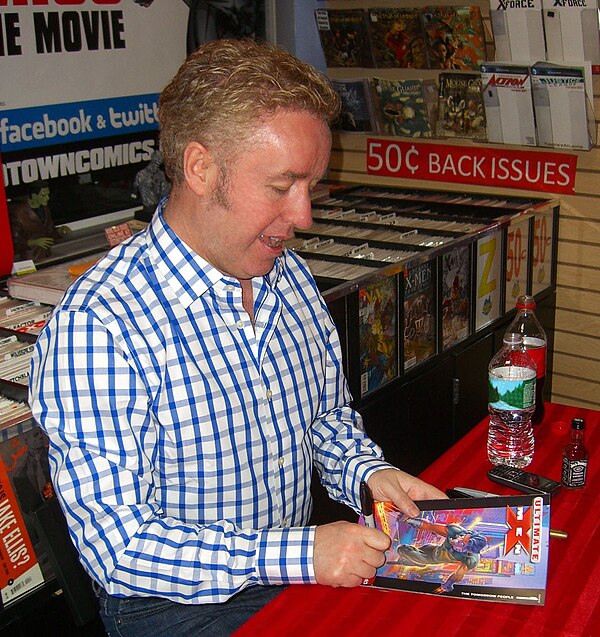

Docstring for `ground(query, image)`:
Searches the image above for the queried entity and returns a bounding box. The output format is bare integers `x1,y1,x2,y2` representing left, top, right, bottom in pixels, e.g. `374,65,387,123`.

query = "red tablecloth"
233,403,599,637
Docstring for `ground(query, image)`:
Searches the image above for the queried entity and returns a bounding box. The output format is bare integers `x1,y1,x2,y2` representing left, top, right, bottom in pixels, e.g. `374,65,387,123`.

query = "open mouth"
259,234,284,249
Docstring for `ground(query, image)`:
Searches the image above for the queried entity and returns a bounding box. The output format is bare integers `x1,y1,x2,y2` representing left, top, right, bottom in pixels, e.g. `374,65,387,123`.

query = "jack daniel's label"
561,457,588,488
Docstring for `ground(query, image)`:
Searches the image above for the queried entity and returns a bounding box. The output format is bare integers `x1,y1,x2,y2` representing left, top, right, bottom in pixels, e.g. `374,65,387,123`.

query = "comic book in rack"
420,6,485,71
436,72,486,139
441,244,470,350
365,495,550,605
0,427,55,608
403,260,436,371
358,275,397,397
370,77,432,138
314,9,374,68
331,78,378,133
367,7,428,69
7,252,106,306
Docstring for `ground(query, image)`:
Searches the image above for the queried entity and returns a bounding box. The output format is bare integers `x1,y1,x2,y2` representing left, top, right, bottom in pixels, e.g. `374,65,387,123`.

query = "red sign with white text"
366,139,577,195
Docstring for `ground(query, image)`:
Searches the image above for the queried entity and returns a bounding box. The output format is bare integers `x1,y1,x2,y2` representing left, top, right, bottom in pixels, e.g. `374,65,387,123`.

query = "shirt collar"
146,201,284,308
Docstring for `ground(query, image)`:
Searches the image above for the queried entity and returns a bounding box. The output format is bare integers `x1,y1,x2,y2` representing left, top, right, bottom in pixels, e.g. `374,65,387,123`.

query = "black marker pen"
360,480,375,528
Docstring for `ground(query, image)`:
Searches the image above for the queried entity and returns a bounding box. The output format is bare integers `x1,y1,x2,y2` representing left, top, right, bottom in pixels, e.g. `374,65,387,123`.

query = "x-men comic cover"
367,496,550,605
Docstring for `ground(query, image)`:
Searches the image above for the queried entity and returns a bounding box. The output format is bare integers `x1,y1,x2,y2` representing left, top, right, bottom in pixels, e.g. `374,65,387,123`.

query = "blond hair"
158,38,341,184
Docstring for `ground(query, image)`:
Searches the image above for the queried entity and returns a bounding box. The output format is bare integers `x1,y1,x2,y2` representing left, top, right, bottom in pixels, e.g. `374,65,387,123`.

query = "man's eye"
271,186,290,194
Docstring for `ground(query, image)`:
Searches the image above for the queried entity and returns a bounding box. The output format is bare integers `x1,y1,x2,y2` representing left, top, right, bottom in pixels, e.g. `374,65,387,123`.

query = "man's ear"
182,141,215,197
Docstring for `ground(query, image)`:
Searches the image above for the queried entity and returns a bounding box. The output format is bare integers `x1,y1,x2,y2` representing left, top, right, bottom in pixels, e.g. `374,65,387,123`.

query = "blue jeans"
94,583,284,637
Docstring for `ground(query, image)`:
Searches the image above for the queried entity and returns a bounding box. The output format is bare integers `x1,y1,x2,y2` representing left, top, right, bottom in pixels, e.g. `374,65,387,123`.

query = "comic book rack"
304,183,558,403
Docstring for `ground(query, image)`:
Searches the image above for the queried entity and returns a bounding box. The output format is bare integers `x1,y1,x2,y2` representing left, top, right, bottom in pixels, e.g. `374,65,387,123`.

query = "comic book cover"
331,78,378,133
420,6,486,71
0,427,54,608
367,7,428,69
436,72,486,139
475,230,502,332
367,495,550,605
358,275,397,397
371,77,433,138
403,261,436,371
441,245,471,350
315,9,374,68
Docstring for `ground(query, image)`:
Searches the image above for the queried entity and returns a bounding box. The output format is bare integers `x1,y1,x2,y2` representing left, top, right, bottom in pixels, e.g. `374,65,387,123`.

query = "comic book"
366,495,550,605
403,260,436,371
315,9,374,68
420,6,486,71
370,77,433,138
367,7,428,69
0,427,55,608
358,276,397,397
331,78,378,133
436,72,486,139
441,244,471,350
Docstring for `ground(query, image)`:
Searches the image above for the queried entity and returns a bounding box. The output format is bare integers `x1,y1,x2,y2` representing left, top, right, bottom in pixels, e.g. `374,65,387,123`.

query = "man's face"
450,532,471,553
191,110,331,281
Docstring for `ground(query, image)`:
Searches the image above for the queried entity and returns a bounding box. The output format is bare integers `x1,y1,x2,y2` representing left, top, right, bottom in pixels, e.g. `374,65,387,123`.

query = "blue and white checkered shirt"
29,204,390,604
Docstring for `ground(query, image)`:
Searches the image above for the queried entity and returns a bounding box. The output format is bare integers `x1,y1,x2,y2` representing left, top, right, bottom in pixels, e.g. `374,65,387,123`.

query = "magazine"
441,245,471,350
436,72,486,139
421,6,486,71
358,276,397,397
403,261,436,371
0,427,55,608
365,495,550,605
315,9,373,68
331,78,378,133
367,7,428,69
371,77,432,138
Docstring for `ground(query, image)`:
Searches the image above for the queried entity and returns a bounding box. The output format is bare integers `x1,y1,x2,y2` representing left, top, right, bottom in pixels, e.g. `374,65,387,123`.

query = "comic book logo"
504,498,544,563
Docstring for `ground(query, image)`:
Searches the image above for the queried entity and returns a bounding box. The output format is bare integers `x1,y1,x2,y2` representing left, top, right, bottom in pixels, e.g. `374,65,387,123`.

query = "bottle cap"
516,294,536,309
571,417,585,430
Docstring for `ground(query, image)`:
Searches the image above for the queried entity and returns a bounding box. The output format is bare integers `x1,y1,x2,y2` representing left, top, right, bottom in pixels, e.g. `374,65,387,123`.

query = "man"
30,39,445,637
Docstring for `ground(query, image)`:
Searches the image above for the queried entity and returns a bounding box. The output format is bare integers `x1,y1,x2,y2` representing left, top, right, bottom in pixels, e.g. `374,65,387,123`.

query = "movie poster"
0,1,189,274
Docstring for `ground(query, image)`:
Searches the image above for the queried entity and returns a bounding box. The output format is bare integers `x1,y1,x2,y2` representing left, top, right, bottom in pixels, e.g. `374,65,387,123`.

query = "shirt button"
225,285,235,292
278,457,285,467
266,389,273,400
236,320,244,329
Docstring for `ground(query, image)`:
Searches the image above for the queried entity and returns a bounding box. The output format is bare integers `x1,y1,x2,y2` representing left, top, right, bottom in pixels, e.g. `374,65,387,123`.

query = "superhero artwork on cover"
421,6,486,71
368,496,550,605
368,7,428,69
315,9,373,68
358,276,397,397
403,261,436,371
441,244,470,350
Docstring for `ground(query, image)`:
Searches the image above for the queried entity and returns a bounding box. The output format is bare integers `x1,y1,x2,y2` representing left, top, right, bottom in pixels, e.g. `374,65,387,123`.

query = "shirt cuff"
255,526,317,585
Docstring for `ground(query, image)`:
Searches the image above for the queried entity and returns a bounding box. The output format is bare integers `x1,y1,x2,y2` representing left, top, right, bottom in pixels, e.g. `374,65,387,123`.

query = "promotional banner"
0,1,188,273
366,139,578,195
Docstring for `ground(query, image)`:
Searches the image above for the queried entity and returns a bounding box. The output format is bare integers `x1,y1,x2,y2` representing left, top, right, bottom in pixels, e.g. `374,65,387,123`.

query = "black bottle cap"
571,418,585,430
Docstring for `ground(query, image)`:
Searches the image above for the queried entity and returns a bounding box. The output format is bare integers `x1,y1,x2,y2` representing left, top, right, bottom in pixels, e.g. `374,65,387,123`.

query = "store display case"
298,184,558,508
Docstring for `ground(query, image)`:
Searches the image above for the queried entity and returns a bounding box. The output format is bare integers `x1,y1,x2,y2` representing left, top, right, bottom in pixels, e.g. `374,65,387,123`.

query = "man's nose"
288,189,313,230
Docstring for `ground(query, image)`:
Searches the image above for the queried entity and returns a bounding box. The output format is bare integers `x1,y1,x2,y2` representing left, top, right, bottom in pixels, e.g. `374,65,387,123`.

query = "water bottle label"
489,367,536,410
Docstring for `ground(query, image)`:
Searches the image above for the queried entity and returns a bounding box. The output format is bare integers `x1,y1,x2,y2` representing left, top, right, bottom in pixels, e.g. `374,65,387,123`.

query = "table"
233,403,599,637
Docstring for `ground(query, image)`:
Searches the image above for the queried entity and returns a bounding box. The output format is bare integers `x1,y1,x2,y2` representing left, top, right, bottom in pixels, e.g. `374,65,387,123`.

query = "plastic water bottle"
505,295,547,425
487,333,536,468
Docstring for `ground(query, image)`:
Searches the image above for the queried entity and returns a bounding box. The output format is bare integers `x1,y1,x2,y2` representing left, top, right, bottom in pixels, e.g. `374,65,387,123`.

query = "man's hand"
368,468,447,518
313,521,390,588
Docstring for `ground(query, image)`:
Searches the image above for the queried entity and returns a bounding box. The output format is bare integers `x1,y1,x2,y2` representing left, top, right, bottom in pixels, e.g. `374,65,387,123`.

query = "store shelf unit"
303,183,558,523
